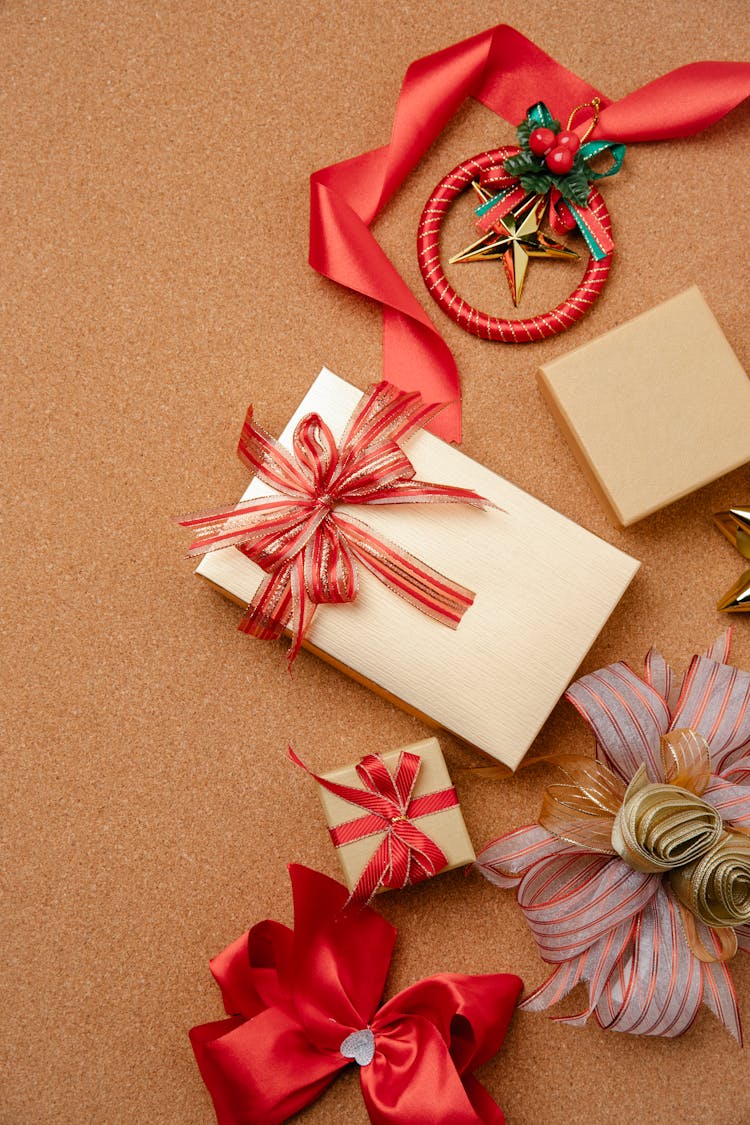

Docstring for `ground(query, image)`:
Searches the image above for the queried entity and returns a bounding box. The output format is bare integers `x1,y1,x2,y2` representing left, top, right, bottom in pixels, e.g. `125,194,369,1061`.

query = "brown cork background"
4,2,750,1122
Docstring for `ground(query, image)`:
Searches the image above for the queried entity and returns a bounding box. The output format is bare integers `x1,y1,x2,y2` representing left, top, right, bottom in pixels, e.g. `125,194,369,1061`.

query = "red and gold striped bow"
181,381,493,663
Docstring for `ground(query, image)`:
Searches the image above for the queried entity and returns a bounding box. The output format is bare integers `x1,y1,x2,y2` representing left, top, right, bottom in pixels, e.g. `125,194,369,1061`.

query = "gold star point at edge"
448,188,579,307
714,507,750,613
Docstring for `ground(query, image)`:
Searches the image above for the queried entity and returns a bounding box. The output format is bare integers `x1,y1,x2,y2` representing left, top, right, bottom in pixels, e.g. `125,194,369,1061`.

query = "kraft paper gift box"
196,366,639,770
314,737,475,892
538,286,750,528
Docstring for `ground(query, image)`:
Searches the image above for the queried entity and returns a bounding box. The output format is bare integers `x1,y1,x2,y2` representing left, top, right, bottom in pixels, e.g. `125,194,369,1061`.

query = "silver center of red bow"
339,1027,376,1067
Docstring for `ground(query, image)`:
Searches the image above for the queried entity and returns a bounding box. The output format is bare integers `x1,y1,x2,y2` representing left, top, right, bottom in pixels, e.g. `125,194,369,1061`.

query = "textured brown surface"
3,3,750,1123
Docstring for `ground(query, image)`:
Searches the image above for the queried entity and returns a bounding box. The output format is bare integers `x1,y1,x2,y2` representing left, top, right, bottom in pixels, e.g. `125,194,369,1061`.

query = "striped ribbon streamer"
180,381,493,664
290,747,457,903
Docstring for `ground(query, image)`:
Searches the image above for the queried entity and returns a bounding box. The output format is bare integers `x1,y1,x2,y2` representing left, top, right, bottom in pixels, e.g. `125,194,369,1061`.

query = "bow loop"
580,139,626,179
237,406,315,500
300,518,359,605
526,101,558,130
356,752,420,810
292,413,340,492
332,441,417,503
211,919,294,1018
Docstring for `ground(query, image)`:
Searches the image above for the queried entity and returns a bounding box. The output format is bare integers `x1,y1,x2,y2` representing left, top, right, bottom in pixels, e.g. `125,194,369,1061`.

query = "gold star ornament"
449,188,579,307
714,507,750,613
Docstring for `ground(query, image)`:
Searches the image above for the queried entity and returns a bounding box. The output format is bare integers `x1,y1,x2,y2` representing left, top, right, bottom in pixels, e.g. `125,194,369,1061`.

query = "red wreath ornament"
417,146,612,343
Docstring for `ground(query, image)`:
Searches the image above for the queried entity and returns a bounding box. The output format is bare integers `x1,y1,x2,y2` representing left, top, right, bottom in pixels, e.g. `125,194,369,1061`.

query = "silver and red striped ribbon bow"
180,381,492,663
290,747,458,903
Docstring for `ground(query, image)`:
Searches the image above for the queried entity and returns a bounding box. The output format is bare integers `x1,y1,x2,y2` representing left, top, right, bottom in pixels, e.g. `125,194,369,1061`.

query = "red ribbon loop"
290,748,458,903
189,865,523,1125
181,381,493,664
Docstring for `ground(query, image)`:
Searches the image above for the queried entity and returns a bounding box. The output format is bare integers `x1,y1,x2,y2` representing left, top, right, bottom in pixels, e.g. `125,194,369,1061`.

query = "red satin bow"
309,24,750,441
181,381,492,663
290,748,459,902
190,865,522,1125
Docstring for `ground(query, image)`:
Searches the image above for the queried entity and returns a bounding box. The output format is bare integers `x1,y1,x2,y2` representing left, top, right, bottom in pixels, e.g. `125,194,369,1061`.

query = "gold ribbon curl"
536,729,746,962
611,765,723,874
670,830,750,929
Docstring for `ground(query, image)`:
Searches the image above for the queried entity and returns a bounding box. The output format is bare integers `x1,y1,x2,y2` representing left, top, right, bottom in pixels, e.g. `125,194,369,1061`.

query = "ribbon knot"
290,747,460,903
340,1027,376,1067
181,381,494,664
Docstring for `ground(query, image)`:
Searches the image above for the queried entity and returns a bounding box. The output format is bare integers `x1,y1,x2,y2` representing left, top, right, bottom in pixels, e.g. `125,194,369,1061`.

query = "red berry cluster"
528,127,581,174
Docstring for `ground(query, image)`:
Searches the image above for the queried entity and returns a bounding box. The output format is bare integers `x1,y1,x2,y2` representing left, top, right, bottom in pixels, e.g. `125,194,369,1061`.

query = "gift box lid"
196,367,639,769
537,286,750,528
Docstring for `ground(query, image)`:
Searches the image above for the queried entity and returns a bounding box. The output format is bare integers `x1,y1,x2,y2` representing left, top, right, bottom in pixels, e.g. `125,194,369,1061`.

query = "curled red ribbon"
309,24,750,441
190,864,522,1125
290,747,459,902
181,381,493,664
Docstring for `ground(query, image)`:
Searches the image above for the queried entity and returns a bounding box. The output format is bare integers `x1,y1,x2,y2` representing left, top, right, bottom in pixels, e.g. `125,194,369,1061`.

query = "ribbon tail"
701,958,744,1044
310,176,461,442
594,61,750,142
548,184,615,261
288,747,401,820
337,515,476,628
238,567,292,642
392,821,449,884
518,960,583,1013
344,822,450,904
568,199,614,260
474,186,531,233
349,834,393,905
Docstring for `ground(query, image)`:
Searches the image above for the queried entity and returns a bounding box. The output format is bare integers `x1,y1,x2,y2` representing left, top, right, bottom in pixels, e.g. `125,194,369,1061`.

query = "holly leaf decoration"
517,119,532,149
519,171,554,195
556,163,591,206
503,151,540,178
506,109,604,208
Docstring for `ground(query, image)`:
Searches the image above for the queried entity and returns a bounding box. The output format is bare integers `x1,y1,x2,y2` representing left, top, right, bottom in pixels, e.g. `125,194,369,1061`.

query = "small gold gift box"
314,738,475,894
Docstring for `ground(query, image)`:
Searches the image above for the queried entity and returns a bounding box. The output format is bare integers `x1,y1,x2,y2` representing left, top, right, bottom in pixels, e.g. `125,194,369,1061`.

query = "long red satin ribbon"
309,24,750,442
190,865,523,1125
290,748,458,902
